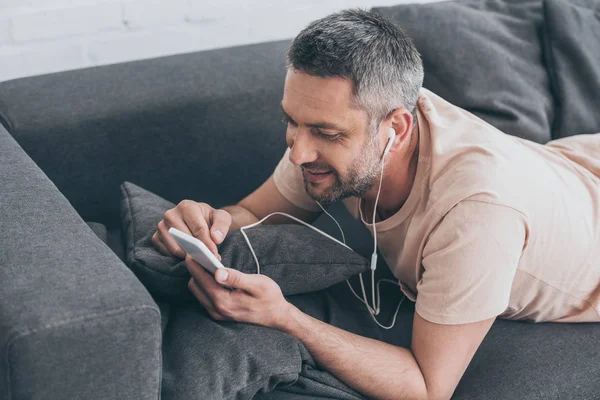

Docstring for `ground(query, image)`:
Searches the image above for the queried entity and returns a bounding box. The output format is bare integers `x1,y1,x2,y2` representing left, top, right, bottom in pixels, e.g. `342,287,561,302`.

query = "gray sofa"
1,1,599,399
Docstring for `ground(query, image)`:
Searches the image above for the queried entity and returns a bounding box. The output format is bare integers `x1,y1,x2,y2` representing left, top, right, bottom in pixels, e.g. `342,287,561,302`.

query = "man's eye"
315,129,340,141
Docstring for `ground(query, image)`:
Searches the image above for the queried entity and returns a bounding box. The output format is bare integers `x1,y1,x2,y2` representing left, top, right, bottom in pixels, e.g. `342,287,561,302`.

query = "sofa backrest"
0,40,292,228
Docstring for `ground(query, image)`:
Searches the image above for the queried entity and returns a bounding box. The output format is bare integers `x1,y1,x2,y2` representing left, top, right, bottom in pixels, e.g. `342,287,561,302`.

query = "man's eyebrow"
280,103,293,121
280,102,347,132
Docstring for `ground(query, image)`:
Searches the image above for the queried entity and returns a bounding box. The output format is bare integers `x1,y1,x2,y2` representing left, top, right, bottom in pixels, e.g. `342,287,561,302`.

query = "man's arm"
279,200,523,399
188,256,495,400
281,306,494,400
228,175,321,230
153,173,320,258
221,204,260,231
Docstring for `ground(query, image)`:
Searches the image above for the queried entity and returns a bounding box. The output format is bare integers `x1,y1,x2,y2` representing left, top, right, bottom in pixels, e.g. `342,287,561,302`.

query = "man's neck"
362,122,420,222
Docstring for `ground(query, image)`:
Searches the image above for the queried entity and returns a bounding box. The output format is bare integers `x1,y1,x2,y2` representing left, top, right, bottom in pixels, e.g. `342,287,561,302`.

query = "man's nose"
287,128,318,166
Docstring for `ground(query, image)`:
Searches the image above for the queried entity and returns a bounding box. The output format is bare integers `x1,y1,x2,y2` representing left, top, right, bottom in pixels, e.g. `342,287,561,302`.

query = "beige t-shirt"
272,88,600,324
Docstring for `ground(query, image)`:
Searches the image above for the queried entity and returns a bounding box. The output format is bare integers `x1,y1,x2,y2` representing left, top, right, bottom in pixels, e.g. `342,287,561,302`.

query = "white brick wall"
123,0,188,28
0,16,11,45
11,2,123,42
0,0,438,83
0,40,86,79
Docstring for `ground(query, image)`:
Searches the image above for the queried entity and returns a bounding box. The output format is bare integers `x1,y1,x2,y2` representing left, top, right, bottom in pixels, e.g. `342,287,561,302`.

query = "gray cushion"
543,0,600,138
372,0,553,143
220,225,370,294
160,301,307,400
120,181,369,300
120,181,192,301
160,298,368,400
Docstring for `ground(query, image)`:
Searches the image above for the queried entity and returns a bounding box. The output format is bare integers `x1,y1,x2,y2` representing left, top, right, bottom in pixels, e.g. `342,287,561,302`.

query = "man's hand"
152,200,232,260
185,255,290,329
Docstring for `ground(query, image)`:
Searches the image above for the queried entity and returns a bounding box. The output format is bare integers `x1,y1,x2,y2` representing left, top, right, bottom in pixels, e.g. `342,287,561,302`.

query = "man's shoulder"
425,143,530,219
418,92,536,217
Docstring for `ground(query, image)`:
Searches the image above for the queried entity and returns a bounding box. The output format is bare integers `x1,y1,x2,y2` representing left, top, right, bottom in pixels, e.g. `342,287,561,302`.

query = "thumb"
215,268,256,292
214,268,230,283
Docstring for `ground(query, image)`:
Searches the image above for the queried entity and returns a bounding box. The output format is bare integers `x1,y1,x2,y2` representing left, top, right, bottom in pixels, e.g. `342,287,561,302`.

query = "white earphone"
383,127,395,157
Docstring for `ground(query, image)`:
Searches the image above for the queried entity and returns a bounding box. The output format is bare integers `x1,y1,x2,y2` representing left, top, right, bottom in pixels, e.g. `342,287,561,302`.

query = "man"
152,9,600,400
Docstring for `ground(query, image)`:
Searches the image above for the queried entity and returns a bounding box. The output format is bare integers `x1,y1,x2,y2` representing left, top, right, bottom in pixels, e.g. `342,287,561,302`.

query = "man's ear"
385,108,414,151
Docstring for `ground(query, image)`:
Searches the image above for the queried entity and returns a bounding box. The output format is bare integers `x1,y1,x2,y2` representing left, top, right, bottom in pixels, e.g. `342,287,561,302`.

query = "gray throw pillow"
543,0,600,138
220,224,370,294
372,0,553,144
120,181,190,300
119,181,369,300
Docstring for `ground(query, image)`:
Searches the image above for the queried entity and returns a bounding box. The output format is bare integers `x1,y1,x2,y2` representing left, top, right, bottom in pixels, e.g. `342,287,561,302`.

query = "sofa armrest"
0,125,161,399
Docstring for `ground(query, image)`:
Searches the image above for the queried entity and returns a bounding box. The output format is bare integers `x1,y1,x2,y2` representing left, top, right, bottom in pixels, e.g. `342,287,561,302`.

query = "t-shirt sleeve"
416,200,528,325
272,147,321,212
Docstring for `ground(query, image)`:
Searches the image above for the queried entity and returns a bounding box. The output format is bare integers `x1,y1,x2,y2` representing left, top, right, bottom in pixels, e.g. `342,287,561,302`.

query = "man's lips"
303,168,333,183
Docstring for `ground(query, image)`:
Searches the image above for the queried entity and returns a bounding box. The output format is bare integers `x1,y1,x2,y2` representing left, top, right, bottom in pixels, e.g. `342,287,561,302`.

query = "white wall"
0,0,437,82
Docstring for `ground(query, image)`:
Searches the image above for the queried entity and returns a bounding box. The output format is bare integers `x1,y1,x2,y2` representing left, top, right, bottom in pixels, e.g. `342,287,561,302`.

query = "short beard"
303,126,383,205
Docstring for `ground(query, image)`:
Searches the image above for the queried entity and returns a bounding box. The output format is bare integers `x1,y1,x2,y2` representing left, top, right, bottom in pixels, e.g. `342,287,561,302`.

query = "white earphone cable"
238,136,404,330
369,156,386,315
239,211,350,275
240,209,404,330
316,201,346,245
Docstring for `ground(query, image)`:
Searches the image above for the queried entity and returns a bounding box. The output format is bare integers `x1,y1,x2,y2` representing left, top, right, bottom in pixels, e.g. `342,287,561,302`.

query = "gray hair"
286,8,424,129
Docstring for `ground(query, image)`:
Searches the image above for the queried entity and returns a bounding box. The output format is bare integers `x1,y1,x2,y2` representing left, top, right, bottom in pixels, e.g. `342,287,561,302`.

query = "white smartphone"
168,227,225,275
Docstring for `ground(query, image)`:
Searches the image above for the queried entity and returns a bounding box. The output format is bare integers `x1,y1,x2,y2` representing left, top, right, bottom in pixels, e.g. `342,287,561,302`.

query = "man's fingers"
188,278,222,319
181,205,220,257
209,209,232,244
185,255,227,295
186,261,231,321
152,231,174,257
157,220,186,258
185,255,209,282
187,219,218,256
188,278,209,304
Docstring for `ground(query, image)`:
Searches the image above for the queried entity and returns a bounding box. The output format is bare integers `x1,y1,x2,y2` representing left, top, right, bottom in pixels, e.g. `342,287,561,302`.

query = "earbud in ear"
383,127,395,156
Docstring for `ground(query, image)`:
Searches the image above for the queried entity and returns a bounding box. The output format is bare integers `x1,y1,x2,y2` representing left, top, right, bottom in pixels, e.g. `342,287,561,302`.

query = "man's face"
281,69,383,204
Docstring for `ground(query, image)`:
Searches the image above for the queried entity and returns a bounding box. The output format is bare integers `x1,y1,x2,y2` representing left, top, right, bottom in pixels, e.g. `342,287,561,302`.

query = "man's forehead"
281,70,365,126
